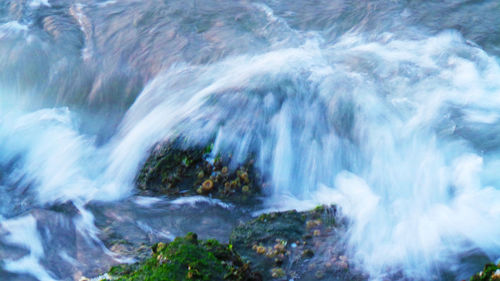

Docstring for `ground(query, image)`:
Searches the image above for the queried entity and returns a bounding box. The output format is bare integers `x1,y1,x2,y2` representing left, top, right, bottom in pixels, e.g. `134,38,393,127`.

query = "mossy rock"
470,263,500,281
136,139,262,204
231,210,308,250
106,232,262,281
229,205,364,280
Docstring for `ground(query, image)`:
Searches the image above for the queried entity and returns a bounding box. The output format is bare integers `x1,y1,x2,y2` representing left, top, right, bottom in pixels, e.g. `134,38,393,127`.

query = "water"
0,0,500,280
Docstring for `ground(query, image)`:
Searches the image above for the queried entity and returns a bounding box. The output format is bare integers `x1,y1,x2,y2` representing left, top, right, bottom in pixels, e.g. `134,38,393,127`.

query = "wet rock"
108,240,151,262
230,205,367,280
315,270,325,279
271,267,285,279
48,200,80,216
88,205,371,280
470,263,500,281
301,249,314,259
106,232,262,281
136,139,262,205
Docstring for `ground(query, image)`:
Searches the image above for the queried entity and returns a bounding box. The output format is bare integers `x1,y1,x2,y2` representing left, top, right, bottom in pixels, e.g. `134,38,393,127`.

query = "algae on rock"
106,232,262,281
230,205,367,281
136,139,262,204
470,263,500,281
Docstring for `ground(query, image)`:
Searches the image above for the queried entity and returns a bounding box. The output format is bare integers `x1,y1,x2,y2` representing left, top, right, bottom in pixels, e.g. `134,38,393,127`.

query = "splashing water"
114,31,500,279
1,0,500,280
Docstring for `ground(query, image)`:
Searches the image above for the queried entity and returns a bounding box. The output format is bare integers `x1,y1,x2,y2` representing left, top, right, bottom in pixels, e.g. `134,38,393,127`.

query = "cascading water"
0,0,499,280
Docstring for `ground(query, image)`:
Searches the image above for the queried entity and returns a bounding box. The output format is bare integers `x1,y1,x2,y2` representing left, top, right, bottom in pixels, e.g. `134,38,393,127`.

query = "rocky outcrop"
136,140,262,205
230,206,367,281
469,263,500,281
104,233,262,281
98,206,367,281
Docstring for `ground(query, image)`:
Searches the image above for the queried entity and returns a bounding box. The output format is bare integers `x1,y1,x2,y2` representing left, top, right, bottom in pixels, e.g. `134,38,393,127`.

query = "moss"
107,233,262,281
313,205,325,212
470,263,500,281
270,268,285,279
229,205,349,280
136,139,262,204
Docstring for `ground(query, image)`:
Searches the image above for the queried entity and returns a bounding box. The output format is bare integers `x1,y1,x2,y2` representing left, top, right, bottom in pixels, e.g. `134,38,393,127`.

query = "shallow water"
0,0,499,280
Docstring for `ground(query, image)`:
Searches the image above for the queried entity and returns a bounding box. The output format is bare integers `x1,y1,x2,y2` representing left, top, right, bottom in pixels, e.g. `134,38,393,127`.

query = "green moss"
136,139,262,204
107,233,261,281
226,206,371,280
470,263,500,281
203,143,214,154
314,205,325,212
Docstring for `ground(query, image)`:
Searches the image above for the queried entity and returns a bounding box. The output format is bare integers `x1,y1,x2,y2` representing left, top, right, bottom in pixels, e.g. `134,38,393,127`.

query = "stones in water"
136,139,262,204
470,263,500,281
105,232,262,281
229,205,368,281
87,205,371,280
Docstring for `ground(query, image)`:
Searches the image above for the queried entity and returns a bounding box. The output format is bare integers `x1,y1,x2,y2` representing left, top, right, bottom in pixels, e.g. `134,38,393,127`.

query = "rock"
301,249,314,259
315,270,325,279
271,267,285,279
107,233,262,281
89,205,370,280
470,263,500,281
136,139,262,204
230,205,367,280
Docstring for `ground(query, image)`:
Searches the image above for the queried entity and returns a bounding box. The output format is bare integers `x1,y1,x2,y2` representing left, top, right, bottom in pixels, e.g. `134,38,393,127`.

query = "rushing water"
1,0,500,280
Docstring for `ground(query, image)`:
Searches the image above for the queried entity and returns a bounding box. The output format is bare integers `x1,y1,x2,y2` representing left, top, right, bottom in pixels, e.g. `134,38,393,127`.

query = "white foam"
1,215,56,281
0,21,29,39
29,0,51,8
134,196,163,207
170,196,233,209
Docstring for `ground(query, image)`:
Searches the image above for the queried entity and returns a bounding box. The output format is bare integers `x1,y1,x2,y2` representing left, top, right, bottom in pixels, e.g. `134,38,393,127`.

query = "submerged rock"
104,233,262,281
136,139,262,205
229,205,367,281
